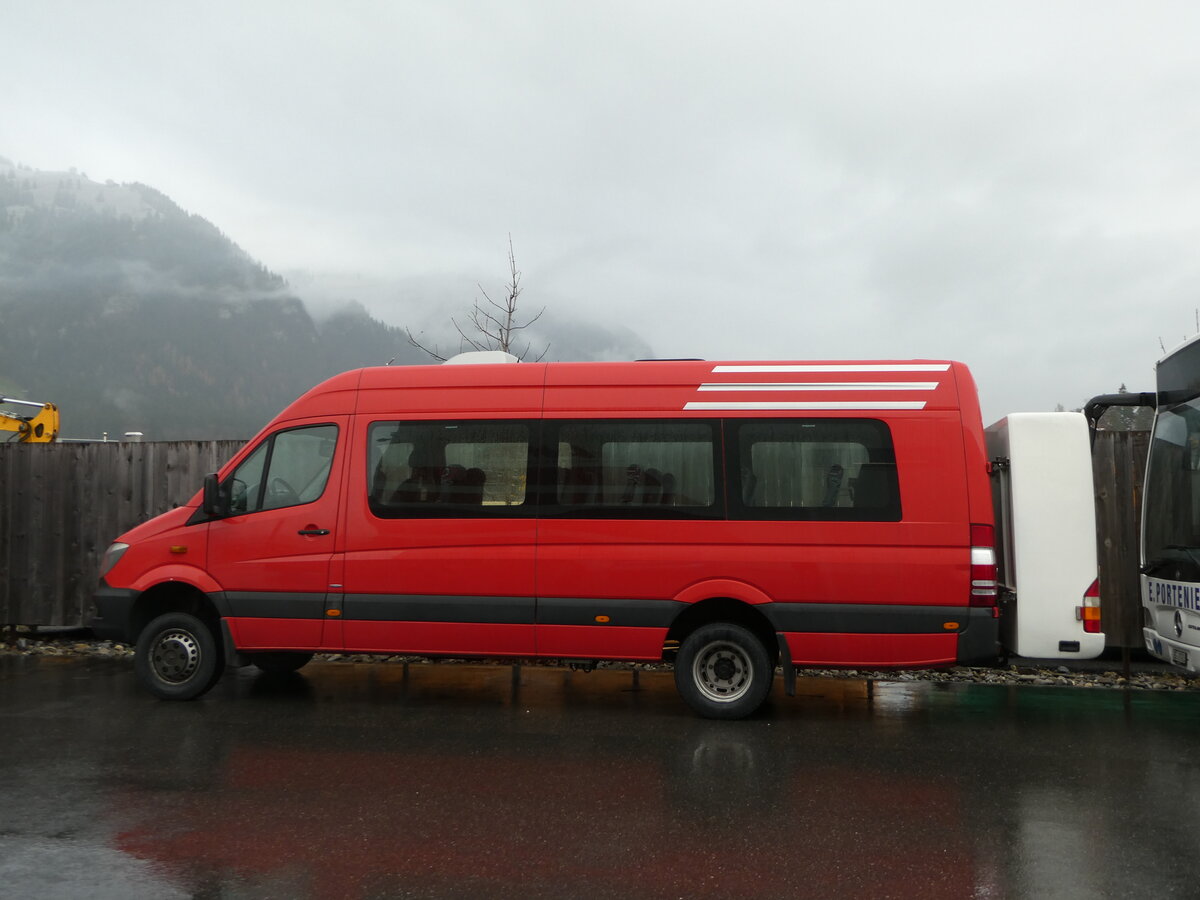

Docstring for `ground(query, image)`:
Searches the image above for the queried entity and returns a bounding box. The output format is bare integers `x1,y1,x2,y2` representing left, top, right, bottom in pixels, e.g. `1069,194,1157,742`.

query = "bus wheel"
674,622,772,719
134,612,223,701
248,652,314,674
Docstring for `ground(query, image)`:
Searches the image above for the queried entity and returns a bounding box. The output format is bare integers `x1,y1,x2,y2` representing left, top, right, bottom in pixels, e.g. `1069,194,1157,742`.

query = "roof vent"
443,351,521,365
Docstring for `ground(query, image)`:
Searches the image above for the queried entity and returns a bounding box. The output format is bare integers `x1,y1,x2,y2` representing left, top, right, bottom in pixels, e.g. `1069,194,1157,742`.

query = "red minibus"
93,354,1004,717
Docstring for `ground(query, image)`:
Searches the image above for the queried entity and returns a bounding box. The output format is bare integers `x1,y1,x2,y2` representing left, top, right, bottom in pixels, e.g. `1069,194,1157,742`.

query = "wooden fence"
0,440,244,626
1092,430,1150,648
0,432,1151,648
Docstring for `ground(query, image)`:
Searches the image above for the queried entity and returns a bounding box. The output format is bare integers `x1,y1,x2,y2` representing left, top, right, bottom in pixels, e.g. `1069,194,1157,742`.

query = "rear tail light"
970,523,998,608
1077,578,1102,634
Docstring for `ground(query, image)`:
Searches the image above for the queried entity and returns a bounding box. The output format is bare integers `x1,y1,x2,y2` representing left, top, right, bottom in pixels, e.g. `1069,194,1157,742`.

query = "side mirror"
202,473,229,518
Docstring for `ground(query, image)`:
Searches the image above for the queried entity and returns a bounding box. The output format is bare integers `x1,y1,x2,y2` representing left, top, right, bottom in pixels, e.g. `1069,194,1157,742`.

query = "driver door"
206,417,348,650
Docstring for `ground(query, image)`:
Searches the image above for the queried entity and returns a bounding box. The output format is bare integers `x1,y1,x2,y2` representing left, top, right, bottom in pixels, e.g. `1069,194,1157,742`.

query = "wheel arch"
129,581,223,648
665,596,779,665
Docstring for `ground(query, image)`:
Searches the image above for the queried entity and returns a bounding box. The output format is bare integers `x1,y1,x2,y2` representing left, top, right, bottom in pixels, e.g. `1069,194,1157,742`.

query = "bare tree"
407,236,548,362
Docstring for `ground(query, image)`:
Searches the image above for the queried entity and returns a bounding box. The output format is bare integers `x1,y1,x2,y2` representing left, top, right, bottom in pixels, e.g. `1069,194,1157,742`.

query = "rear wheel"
248,651,314,674
674,622,773,719
134,612,224,700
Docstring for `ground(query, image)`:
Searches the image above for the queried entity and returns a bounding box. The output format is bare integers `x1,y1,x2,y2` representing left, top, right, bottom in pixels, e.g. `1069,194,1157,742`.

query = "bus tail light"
970,524,998,608
1077,579,1102,633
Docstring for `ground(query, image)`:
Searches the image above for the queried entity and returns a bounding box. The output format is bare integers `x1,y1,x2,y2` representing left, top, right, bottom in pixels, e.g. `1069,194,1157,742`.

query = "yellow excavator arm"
1,397,60,442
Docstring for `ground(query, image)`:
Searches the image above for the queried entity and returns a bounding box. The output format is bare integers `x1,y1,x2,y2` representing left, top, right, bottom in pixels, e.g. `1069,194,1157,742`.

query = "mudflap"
776,632,796,697
220,619,250,668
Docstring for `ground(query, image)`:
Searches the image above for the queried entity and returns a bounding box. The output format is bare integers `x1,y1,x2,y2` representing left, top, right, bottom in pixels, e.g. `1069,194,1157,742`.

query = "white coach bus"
1090,336,1200,671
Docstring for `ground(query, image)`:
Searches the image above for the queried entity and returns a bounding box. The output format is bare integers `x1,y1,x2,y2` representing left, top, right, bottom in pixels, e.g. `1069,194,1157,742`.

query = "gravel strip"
3,631,1197,692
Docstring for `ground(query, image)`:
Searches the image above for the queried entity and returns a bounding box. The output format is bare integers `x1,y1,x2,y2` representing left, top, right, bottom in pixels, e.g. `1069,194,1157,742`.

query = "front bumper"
90,581,138,643
1144,627,1200,672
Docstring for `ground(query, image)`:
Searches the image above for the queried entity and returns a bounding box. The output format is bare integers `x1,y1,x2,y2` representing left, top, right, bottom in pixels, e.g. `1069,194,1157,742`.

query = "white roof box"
443,351,520,365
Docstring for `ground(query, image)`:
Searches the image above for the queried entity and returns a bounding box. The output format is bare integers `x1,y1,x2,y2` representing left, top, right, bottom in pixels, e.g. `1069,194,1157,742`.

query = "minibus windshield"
1144,397,1200,575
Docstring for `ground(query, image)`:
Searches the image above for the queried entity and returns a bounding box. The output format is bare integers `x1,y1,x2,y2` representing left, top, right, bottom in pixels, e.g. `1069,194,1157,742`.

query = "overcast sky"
4,1,1200,421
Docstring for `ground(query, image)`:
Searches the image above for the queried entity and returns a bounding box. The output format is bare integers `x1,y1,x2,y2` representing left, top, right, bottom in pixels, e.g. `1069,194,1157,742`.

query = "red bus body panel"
103,358,995,670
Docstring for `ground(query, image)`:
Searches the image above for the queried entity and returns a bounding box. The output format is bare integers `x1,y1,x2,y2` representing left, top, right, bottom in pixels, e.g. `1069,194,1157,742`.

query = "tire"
134,612,224,701
248,652,314,674
674,622,773,719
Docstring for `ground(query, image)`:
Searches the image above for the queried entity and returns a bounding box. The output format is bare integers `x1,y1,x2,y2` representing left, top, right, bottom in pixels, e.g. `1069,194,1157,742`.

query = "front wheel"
134,612,224,700
674,622,773,719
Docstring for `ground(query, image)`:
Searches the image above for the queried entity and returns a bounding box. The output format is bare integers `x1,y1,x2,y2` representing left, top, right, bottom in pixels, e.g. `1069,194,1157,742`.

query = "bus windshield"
1144,397,1200,574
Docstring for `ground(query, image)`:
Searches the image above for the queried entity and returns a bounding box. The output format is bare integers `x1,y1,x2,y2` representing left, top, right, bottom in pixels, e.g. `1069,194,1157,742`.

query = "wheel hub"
693,640,752,703
713,657,736,681
151,630,200,684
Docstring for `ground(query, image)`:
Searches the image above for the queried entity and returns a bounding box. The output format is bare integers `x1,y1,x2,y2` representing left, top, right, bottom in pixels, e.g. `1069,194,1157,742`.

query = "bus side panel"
782,632,959,667
338,404,540,657
535,524,964,606
536,411,974,663
948,362,995,530
534,625,669,661
227,617,326,651
339,621,537,657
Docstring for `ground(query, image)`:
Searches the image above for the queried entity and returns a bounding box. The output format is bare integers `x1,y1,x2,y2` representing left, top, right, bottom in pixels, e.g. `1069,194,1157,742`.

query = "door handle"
298,527,331,536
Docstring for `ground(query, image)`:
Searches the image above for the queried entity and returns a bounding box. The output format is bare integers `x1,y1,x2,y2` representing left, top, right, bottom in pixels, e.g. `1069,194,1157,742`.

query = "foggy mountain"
285,270,655,365
0,157,650,440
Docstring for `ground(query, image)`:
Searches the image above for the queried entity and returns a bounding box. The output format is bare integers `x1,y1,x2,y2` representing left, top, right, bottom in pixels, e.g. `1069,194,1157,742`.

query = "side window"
551,421,718,516
367,421,531,517
733,419,900,521
227,424,338,514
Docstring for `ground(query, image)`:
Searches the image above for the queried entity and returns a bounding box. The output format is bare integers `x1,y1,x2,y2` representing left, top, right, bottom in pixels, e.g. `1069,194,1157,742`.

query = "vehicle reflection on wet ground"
1,656,1197,899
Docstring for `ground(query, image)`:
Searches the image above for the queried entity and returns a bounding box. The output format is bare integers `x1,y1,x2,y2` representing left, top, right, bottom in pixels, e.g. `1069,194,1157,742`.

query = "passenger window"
227,424,338,514
367,421,531,517
552,421,717,515
733,420,900,521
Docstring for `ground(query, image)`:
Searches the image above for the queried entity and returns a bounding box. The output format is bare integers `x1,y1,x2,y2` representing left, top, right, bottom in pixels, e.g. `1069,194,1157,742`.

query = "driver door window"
229,424,339,514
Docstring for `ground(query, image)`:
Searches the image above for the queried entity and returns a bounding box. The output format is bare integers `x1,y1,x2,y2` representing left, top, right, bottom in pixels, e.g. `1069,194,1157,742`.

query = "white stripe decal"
697,382,939,392
712,364,952,373
684,401,928,411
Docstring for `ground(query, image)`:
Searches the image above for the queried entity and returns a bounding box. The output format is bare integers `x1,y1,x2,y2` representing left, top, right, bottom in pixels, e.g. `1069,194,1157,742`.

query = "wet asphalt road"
2,656,1198,900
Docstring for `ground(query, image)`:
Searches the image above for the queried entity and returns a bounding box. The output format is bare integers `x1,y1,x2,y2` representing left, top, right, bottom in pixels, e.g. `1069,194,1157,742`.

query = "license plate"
1172,648,1189,667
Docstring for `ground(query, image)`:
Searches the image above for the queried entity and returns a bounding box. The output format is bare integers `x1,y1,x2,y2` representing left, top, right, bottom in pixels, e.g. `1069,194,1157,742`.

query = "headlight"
99,542,129,578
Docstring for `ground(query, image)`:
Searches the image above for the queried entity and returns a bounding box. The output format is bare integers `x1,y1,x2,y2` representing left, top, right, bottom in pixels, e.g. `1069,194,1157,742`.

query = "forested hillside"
0,159,420,439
